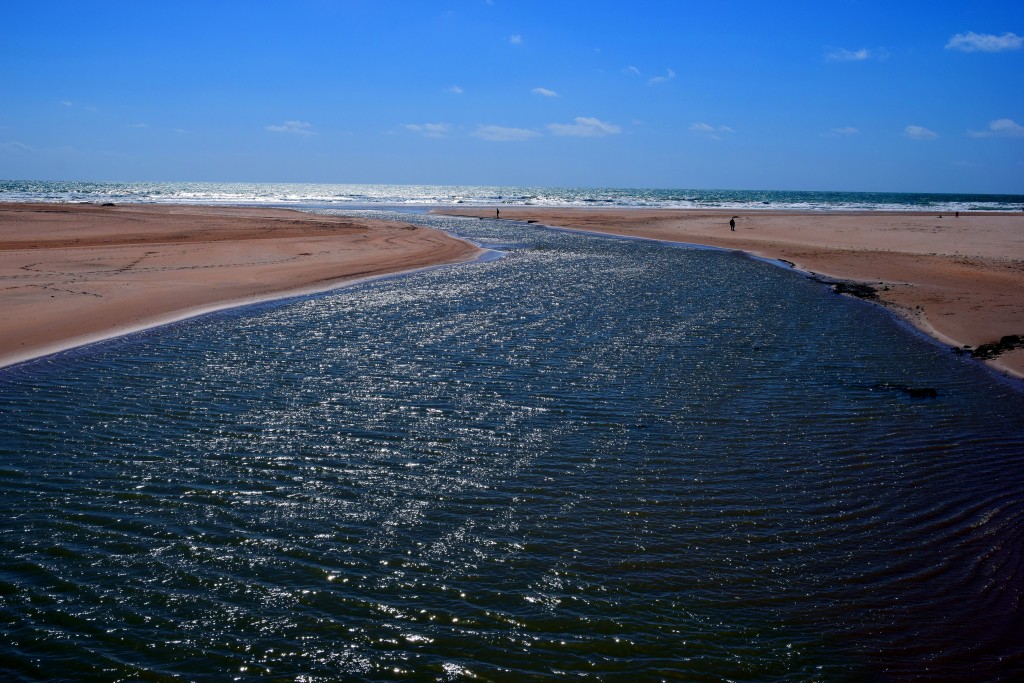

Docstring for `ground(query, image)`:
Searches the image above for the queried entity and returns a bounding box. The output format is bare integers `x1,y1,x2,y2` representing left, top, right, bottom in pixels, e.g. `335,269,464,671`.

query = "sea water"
2,179,1023,212
1,210,1024,681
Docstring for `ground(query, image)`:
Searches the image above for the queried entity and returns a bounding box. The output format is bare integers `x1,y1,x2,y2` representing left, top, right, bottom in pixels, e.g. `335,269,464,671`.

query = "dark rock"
831,281,878,299
971,333,1023,360
971,343,1001,359
864,383,939,399
809,275,880,300
100,202,116,206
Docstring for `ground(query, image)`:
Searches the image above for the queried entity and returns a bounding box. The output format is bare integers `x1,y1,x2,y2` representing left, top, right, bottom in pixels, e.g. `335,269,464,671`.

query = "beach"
0,203,480,368
3,202,1023,378
439,207,1024,378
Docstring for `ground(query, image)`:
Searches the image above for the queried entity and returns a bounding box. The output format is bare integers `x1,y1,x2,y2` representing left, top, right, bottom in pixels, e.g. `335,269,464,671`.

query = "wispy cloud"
904,125,938,140
60,100,73,107
968,118,1024,138
473,125,539,142
402,123,450,138
448,85,464,95
509,34,522,45
826,47,887,62
625,65,642,77
946,31,1022,53
266,120,316,135
649,68,676,85
532,87,558,97
0,141,33,153
547,116,621,137
827,47,870,61
690,122,734,140
825,126,860,137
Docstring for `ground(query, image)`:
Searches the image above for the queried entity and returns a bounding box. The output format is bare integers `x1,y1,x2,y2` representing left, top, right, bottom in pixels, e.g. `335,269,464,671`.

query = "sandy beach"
0,203,480,368
438,207,1024,378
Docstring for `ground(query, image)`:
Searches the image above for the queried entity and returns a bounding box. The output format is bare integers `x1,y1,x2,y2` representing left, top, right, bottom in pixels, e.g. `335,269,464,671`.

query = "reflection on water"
1,212,1023,681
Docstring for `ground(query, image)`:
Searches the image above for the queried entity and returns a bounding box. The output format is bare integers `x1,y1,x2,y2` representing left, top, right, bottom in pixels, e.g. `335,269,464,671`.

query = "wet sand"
438,207,1024,378
0,203,480,368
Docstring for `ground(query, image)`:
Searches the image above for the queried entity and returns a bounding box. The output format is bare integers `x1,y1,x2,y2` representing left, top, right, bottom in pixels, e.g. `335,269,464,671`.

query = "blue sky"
1,0,1022,192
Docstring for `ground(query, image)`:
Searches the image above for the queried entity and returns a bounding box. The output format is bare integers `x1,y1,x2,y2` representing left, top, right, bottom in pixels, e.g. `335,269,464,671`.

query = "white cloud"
625,65,642,77
403,123,450,138
827,126,860,136
448,85,464,95
968,118,1024,138
547,116,621,137
946,31,1022,53
904,125,938,140
0,141,33,153
473,125,539,142
266,120,316,135
532,87,558,97
649,68,676,85
509,34,522,45
826,47,888,62
60,100,73,107
689,122,734,139
827,47,870,61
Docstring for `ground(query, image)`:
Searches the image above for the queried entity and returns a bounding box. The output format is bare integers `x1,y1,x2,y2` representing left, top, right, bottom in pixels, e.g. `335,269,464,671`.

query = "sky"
1,0,1022,193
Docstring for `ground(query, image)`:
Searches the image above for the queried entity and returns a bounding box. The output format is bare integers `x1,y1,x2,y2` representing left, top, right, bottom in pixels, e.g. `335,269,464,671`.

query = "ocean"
2,188,1024,680
2,179,1024,213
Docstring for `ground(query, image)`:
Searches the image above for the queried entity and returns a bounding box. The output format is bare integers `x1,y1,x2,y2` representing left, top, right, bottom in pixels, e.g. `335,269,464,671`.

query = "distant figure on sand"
729,217,736,231
496,208,500,219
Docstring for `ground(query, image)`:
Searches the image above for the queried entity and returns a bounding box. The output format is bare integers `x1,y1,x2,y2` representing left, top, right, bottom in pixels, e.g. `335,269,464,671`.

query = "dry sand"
439,207,1024,378
0,203,480,368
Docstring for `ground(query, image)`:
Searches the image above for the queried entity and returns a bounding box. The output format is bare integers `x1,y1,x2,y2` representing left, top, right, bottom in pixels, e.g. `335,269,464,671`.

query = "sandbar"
0,203,480,368
438,207,1024,378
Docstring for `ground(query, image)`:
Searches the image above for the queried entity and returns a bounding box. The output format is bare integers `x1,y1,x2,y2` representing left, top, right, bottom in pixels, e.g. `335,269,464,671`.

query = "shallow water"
2,213,1023,681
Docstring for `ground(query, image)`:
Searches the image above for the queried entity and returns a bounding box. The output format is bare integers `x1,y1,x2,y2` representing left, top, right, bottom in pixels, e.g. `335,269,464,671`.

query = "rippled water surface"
3,179,1023,212
2,213,1024,681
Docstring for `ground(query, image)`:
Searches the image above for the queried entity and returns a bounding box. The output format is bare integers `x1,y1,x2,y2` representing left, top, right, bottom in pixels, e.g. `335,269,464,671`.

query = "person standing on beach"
729,217,736,231
496,208,500,219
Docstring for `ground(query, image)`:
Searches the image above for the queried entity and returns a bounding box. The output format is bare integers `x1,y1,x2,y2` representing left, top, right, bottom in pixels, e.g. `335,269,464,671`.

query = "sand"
438,207,1024,378
0,203,480,368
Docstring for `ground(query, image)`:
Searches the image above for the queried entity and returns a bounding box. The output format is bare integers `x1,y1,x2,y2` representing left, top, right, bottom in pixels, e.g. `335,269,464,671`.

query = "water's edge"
1,236,495,372
489,216,1024,391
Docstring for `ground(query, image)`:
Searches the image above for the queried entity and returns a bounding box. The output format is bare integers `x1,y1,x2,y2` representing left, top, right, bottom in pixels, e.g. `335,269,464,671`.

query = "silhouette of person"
496,208,500,219
729,217,736,231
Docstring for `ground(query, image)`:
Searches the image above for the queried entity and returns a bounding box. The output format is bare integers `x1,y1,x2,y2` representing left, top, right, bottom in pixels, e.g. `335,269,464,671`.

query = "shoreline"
0,203,481,369
435,207,1024,379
